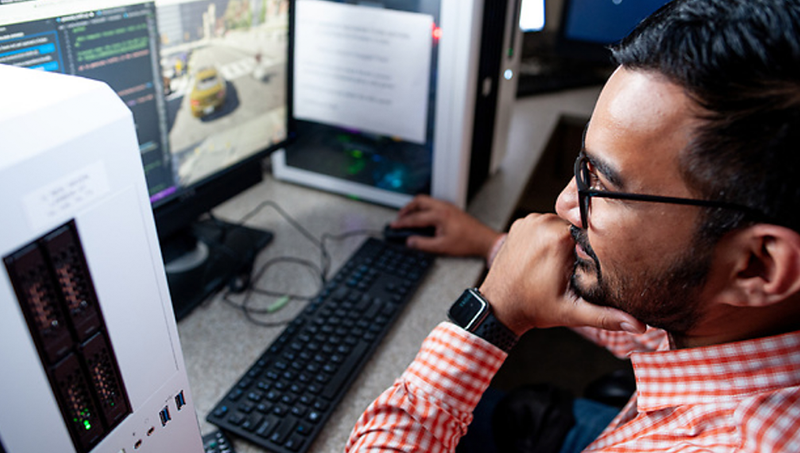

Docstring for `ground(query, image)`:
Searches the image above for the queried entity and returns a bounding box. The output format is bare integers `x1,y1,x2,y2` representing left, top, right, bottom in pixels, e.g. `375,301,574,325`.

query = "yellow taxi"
189,66,226,117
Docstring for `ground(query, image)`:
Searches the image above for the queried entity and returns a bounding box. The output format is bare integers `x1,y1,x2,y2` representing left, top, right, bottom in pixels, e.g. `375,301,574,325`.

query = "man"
346,0,800,451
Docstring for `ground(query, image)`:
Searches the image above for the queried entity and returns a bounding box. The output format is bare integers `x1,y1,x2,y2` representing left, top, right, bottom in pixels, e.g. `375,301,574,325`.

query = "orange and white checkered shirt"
346,322,800,452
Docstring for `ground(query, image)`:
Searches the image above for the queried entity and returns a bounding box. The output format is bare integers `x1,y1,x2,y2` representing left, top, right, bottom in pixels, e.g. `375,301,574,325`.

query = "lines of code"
77,47,149,72
72,23,150,71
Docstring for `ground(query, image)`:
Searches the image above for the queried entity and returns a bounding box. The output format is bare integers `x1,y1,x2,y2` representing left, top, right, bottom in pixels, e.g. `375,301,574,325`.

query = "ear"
714,224,800,308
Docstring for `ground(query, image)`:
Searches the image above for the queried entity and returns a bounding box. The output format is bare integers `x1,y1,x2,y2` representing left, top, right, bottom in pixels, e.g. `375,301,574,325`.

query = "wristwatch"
447,288,519,352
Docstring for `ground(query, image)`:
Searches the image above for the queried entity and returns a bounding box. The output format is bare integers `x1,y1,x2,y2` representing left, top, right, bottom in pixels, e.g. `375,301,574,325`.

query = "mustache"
570,226,602,275
570,225,593,257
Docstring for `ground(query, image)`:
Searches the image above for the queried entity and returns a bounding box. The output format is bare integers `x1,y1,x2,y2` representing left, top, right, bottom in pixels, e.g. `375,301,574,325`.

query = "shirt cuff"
401,322,507,413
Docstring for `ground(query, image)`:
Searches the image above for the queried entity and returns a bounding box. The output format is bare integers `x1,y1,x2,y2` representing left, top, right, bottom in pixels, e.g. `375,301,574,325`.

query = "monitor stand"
162,218,273,321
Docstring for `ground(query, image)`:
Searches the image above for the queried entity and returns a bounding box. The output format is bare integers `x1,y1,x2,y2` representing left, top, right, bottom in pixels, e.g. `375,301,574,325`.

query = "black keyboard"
207,237,434,453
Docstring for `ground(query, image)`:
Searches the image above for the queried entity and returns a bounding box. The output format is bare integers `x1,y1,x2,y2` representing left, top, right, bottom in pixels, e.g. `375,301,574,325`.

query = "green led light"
84,420,92,430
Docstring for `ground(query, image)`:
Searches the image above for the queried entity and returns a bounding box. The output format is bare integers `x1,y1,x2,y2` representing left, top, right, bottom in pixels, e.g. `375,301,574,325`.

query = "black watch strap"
471,310,519,353
448,288,519,352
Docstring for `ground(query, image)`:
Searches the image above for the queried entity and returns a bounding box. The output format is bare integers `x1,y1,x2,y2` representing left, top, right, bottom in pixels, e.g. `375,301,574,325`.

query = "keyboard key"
256,402,272,413
242,413,263,431
270,417,297,445
295,422,312,436
255,415,280,438
227,412,245,426
291,404,308,417
285,434,306,451
227,389,243,401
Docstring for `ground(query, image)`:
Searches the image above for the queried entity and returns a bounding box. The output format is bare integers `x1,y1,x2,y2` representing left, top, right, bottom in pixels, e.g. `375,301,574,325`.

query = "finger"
396,196,424,217
565,300,647,334
397,200,421,217
391,210,441,229
406,235,446,254
397,194,435,217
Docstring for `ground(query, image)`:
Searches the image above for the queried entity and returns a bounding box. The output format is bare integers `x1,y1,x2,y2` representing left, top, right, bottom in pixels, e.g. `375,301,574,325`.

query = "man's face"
555,68,713,335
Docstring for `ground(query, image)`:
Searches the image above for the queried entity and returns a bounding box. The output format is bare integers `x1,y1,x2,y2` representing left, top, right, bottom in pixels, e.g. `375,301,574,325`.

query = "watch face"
448,289,488,330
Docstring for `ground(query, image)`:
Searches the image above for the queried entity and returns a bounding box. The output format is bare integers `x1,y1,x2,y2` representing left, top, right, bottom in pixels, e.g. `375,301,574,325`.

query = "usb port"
174,391,186,411
159,406,171,427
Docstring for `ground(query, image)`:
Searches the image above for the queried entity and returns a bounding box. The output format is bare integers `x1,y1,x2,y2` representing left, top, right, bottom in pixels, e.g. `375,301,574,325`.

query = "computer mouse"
383,224,436,244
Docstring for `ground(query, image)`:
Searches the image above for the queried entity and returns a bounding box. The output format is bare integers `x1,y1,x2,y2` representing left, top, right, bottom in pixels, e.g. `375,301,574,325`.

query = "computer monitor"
272,0,520,209
276,0,441,206
557,0,670,63
0,0,293,318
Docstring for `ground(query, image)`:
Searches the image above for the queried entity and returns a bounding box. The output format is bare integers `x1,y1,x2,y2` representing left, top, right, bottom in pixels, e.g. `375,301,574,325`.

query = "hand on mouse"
391,195,502,258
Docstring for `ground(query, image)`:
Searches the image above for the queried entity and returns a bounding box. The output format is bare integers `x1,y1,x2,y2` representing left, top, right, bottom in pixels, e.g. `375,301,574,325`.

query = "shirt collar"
631,330,800,411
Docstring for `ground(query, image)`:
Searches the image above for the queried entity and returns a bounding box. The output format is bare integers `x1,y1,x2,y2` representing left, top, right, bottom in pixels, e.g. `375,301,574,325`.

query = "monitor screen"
562,0,668,44
0,0,292,317
152,0,290,207
558,0,670,62
281,0,439,199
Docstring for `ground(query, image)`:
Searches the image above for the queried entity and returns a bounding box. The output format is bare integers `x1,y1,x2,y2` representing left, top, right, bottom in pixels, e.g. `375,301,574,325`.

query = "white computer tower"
272,0,521,209
0,65,203,453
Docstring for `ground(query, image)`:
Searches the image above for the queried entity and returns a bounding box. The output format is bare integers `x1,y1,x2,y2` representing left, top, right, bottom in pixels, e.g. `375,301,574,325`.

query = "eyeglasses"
573,152,763,228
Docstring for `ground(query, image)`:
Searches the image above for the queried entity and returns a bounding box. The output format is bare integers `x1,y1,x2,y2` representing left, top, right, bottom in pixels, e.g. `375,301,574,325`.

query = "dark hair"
611,0,800,239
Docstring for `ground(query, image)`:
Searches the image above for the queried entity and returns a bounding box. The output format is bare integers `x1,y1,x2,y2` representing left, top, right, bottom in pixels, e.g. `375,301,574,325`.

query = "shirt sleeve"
345,322,507,453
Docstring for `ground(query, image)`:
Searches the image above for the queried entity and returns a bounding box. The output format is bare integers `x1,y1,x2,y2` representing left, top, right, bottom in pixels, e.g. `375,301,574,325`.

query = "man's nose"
555,177,583,229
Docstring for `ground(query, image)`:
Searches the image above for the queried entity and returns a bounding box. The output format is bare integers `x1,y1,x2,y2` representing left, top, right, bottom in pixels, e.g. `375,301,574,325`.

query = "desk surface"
177,86,602,453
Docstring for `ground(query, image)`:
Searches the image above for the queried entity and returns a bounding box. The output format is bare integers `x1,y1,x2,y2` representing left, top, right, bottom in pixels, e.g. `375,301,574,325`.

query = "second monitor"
272,0,521,209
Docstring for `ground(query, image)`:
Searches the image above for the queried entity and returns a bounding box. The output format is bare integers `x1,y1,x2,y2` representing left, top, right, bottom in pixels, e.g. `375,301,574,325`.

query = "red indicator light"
432,25,442,40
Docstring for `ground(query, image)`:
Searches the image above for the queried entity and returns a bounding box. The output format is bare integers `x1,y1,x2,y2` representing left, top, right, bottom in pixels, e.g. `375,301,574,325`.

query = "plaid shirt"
347,322,800,452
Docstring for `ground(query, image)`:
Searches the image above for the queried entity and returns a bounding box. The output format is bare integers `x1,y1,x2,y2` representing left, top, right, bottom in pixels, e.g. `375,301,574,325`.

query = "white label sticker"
23,161,111,230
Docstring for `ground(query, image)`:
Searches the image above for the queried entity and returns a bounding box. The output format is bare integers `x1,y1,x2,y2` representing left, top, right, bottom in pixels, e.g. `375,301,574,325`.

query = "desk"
177,86,602,453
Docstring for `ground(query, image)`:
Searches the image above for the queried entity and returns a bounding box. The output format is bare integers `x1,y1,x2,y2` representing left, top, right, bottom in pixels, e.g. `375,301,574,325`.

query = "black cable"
211,200,383,327
221,291,300,328
240,200,336,282
320,229,382,278
248,256,323,301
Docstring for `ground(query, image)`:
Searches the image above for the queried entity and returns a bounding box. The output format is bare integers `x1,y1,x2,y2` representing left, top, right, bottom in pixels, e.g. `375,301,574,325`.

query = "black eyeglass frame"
573,153,764,228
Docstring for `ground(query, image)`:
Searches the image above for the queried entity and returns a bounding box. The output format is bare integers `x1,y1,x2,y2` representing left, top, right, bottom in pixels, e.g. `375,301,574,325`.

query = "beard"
569,226,712,337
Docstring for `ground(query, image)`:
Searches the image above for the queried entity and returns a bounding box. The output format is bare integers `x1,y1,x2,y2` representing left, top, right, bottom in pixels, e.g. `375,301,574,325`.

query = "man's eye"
589,174,604,190
585,165,604,191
